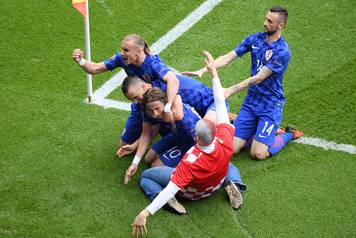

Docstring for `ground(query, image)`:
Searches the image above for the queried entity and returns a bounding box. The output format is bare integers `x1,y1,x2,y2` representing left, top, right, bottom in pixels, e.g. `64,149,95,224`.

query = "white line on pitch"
87,0,223,104
84,0,356,155
293,136,356,154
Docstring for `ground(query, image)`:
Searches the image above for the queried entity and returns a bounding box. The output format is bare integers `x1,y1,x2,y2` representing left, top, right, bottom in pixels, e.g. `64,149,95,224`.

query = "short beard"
264,29,277,36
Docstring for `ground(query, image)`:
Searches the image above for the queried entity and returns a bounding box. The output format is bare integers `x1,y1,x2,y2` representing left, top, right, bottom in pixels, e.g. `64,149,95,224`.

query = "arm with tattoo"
225,66,273,98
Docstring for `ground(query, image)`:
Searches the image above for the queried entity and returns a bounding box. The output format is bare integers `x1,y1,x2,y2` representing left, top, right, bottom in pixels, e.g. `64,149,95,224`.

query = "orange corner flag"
72,0,86,16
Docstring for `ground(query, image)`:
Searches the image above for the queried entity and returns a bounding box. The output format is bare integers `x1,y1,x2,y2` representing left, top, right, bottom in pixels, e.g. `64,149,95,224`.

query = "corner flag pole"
84,0,93,103
72,0,93,103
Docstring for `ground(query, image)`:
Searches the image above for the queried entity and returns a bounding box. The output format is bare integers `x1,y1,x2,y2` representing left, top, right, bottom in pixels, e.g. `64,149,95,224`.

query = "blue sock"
268,132,293,156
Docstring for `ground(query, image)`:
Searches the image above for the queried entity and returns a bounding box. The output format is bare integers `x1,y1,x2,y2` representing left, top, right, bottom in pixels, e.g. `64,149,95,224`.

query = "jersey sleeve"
265,47,290,74
104,53,124,71
171,161,194,189
151,55,171,79
234,33,257,57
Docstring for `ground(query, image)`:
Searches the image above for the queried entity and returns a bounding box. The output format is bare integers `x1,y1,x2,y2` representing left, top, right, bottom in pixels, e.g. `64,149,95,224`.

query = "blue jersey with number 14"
234,32,290,109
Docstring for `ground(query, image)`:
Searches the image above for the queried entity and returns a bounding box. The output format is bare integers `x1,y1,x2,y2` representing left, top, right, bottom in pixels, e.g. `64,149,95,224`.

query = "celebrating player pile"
131,51,245,237
72,5,305,237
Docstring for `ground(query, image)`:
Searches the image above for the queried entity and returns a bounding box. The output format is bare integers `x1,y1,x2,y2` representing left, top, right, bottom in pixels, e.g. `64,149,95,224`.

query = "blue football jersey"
152,74,214,117
104,54,170,83
144,103,201,140
105,53,214,116
234,32,290,109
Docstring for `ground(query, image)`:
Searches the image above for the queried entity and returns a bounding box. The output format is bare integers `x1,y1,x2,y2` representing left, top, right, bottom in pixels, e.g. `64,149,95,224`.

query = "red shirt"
171,123,234,200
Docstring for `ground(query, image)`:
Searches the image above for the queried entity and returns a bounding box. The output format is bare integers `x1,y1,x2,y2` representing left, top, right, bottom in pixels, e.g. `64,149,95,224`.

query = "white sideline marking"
294,137,356,155
84,0,356,155
96,0,114,16
87,0,223,105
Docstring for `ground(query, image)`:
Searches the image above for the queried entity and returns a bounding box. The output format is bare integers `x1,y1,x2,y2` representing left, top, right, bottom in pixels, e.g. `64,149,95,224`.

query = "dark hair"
270,6,288,26
124,34,151,55
121,76,144,96
142,87,167,112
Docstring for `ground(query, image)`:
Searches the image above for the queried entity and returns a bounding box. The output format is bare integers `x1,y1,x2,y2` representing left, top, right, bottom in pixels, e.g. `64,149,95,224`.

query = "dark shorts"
152,133,195,167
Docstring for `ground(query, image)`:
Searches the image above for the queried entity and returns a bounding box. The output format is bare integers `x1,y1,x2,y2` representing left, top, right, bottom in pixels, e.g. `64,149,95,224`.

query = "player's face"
263,11,281,35
120,40,139,65
145,100,164,119
126,84,146,103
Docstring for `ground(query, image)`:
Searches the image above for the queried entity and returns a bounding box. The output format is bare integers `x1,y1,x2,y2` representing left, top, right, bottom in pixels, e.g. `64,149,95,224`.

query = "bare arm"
225,66,273,98
117,124,161,157
124,122,153,184
162,71,180,108
183,50,238,78
133,122,153,163
72,48,108,75
162,71,180,123
171,95,183,121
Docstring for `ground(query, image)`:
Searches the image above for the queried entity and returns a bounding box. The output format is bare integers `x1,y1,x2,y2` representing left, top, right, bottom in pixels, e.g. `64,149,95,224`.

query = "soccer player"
183,6,303,160
123,87,202,184
130,51,246,237
72,34,224,153
117,75,220,157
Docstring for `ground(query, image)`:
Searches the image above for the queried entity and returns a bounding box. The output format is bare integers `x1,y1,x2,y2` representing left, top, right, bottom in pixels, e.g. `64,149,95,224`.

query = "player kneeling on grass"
131,51,246,237
183,6,303,160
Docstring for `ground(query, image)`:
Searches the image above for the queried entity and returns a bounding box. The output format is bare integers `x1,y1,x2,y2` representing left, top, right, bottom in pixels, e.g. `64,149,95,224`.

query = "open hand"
163,111,175,126
124,164,138,185
131,210,150,237
181,70,204,78
117,144,136,157
202,50,217,75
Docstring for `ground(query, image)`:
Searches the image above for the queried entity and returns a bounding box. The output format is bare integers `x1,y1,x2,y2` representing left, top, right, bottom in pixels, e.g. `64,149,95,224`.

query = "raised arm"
224,66,273,98
72,48,108,75
182,50,238,78
203,50,229,124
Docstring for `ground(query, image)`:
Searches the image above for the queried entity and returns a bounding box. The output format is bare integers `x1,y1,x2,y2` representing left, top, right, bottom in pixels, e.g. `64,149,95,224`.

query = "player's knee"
144,150,158,165
151,158,164,167
233,138,244,154
250,149,269,160
234,145,241,154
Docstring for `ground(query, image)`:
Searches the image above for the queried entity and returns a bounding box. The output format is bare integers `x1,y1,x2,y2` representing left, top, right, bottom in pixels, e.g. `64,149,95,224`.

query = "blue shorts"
152,133,195,168
233,103,283,147
121,104,142,144
121,103,171,144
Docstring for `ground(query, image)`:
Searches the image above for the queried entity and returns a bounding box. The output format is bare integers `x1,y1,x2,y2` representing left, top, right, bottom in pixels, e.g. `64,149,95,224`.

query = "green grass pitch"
0,0,355,237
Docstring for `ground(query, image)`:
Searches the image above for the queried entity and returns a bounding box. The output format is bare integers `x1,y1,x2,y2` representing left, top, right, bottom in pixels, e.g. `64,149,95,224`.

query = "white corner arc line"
293,136,356,154
87,0,223,104
83,0,356,155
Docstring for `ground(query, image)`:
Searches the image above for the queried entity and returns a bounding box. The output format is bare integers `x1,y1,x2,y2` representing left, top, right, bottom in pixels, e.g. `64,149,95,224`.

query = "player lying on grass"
117,75,233,158
183,6,303,160
123,87,202,184
131,51,246,237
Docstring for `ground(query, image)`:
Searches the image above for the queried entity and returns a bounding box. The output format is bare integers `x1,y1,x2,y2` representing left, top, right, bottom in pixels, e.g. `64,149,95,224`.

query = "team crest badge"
265,50,273,61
